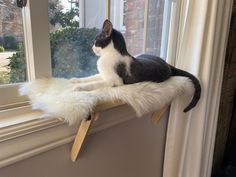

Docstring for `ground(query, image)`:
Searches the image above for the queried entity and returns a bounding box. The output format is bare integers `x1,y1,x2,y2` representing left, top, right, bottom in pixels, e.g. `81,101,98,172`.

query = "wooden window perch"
70,101,168,162
19,77,193,162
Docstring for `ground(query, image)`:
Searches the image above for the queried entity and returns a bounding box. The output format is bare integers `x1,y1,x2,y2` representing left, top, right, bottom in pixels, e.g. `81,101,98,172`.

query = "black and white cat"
71,19,201,112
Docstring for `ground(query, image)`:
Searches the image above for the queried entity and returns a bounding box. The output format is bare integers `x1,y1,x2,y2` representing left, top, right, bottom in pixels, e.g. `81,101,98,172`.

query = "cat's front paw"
73,84,92,91
70,77,82,83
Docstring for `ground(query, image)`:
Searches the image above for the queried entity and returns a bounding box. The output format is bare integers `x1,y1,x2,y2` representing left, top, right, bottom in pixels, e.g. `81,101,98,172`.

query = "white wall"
0,113,168,177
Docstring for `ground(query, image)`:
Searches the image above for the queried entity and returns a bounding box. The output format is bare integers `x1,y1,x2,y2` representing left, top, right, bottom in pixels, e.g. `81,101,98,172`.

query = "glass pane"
0,0,27,85
48,0,106,78
110,0,171,57
146,0,168,56
110,0,145,56
49,0,172,79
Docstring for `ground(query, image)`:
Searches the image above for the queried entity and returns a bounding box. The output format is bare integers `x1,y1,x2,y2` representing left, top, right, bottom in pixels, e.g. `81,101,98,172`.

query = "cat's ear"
102,19,113,37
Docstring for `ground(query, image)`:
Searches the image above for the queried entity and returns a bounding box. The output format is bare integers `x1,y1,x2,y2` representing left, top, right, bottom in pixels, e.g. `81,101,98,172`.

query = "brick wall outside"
146,0,165,55
124,0,145,55
124,0,165,56
212,1,236,176
0,0,24,42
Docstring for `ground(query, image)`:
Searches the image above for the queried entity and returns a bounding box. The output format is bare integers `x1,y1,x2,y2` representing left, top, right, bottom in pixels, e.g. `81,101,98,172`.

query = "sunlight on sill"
0,101,126,129
0,106,44,128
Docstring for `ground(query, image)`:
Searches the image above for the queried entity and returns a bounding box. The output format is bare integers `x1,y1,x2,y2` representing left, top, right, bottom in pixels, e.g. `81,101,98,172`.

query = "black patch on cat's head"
94,20,112,48
94,19,129,56
102,19,113,37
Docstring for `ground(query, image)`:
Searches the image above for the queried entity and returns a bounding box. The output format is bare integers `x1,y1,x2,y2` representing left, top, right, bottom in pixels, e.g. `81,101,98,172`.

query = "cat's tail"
170,66,201,112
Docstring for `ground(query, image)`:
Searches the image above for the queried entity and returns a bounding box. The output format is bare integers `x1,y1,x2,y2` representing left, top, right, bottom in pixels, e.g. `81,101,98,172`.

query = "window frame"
110,0,126,32
0,0,51,110
79,0,85,27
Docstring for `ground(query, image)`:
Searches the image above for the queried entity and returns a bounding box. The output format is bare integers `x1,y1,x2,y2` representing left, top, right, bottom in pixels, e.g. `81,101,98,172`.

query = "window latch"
17,0,27,8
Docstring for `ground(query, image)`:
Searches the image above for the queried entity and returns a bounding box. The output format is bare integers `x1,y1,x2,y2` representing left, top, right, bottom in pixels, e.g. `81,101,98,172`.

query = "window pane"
110,0,171,57
110,0,145,56
0,0,27,85
49,0,172,79
48,0,106,78
146,0,168,56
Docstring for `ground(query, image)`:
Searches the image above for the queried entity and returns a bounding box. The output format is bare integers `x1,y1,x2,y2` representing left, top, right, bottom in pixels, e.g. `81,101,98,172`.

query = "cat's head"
92,19,129,56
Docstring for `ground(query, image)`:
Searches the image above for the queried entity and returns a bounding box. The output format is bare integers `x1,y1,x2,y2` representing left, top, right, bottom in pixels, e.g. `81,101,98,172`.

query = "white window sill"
0,104,136,168
0,105,43,128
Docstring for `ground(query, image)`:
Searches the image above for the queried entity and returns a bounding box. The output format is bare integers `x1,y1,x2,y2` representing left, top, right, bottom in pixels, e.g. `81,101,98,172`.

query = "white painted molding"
201,0,234,176
0,105,136,168
0,118,64,142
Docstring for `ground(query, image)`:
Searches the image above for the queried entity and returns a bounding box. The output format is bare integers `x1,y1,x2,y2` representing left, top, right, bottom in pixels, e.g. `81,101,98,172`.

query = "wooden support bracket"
151,106,169,124
70,113,99,162
70,103,168,162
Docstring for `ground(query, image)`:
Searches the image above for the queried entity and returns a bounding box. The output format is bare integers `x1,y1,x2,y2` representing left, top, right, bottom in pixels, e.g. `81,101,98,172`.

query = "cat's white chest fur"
96,42,132,86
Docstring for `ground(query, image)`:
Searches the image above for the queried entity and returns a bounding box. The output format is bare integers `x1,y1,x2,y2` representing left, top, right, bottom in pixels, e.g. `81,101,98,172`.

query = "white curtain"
164,0,233,177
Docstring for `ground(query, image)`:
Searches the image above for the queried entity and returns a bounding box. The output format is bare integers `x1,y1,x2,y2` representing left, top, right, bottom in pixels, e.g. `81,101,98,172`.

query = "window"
0,0,51,110
48,0,105,78
0,0,27,85
111,0,171,57
48,0,172,79
110,0,126,32
0,0,173,124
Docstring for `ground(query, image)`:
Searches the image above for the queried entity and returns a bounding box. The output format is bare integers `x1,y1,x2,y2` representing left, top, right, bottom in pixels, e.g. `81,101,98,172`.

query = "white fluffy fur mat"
19,76,194,125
